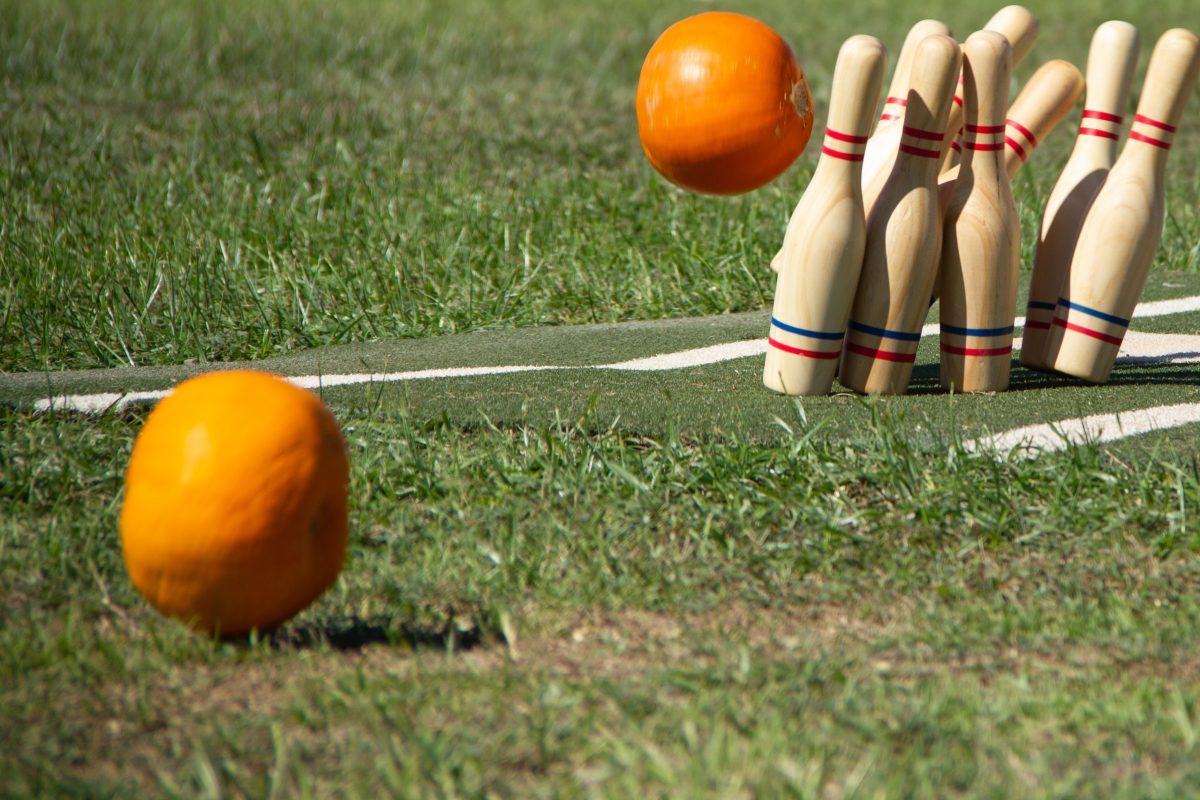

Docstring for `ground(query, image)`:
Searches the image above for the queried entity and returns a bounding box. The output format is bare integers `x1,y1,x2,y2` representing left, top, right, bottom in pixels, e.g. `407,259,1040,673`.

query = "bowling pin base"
1018,327,1054,373
1049,328,1119,383
939,353,1012,393
763,350,838,396
837,355,915,395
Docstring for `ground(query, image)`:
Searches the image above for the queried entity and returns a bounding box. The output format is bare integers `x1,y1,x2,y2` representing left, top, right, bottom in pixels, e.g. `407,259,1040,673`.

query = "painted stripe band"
767,338,841,359
1082,109,1123,123
941,323,1015,337
1129,130,1171,149
951,140,962,153
880,97,907,120
899,143,941,159
845,342,917,363
1079,127,1120,140
941,343,1013,357
1135,114,1177,133
822,146,865,162
966,142,1004,151
1052,318,1124,346
1027,300,1057,311
903,125,943,141
1006,137,1028,161
1057,298,1130,327
1006,119,1037,145
770,317,845,341
848,321,922,341
967,123,1007,133
1024,321,1052,330
825,128,869,144
953,95,964,106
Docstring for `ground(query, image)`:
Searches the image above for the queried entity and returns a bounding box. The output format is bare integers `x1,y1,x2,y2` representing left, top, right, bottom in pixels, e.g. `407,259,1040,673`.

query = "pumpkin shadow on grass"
253,617,487,653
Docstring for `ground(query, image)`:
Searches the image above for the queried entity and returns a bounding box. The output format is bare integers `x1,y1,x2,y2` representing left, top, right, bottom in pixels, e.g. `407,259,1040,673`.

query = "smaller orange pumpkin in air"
120,370,350,637
636,12,814,195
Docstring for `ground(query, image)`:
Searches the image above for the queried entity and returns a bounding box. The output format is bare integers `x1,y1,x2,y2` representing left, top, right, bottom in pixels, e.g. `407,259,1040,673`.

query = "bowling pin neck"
1066,22,1139,168
880,20,952,126
898,34,962,179
1070,108,1124,163
1118,28,1200,166
893,123,946,179
1082,21,1140,124
1003,117,1039,179
962,32,1011,123
814,35,886,183
1003,59,1084,176
1135,29,1200,134
812,127,869,182
1118,113,1179,169
959,32,1012,178
960,124,1006,176
877,96,906,127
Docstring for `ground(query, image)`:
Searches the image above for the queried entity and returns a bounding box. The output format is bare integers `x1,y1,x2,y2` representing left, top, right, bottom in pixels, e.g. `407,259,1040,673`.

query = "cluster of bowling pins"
764,6,1200,396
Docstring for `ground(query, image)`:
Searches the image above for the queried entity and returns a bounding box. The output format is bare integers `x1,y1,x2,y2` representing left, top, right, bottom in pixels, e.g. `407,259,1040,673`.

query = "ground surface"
4,0,1200,797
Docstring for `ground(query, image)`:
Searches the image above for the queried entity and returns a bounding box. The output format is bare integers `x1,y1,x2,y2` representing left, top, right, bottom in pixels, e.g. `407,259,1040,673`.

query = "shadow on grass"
255,616,489,653
904,361,1200,394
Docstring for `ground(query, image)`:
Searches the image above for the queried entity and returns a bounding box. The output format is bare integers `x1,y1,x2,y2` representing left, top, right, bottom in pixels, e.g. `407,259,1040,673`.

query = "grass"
3,0,1199,373
5,404,1200,796
4,0,1200,796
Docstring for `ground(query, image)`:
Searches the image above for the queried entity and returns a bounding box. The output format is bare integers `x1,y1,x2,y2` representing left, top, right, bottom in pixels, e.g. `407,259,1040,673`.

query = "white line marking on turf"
1106,330,1200,365
28,294,1200,417
36,366,558,414
287,365,550,390
600,339,768,371
1009,331,1200,367
39,390,172,415
966,403,1200,457
1125,295,1200,319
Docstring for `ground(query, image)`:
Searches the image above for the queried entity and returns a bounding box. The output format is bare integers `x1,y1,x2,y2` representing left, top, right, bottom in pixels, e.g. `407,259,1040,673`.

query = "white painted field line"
40,389,173,415
36,366,559,414
28,294,1200,416
32,342,777,413
966,403,1200,457
1008,330,1200,367
286,364,551,390
599,338,767,371
1107,330,1200,364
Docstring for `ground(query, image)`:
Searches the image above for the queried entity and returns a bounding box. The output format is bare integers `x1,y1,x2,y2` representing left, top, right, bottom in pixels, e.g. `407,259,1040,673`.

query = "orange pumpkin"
120,370,349,636
636,12,814,195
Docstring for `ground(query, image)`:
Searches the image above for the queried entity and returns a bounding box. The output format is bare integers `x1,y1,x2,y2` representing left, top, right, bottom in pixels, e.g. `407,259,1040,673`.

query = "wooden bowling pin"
936,58,1084,212
938,32,1020,393
764,36,886,395
1021,22,1140,371
839,34,961,395
1047,28,1200,383
928,58,1083,306
860,19,953,212
773,20,950,274
941,5,1039,173
1001,59,1085,178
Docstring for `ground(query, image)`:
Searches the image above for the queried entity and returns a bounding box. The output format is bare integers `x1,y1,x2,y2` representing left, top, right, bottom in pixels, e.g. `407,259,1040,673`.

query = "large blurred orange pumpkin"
120,370,349,637
636,12,814,195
